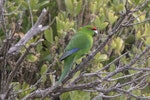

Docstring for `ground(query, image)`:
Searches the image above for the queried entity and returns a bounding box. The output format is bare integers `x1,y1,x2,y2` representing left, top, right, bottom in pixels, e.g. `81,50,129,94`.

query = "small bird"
58,25,98,83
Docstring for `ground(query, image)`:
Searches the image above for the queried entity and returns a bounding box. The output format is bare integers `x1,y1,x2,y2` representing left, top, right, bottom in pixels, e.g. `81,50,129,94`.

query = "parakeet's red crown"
92,26,97,30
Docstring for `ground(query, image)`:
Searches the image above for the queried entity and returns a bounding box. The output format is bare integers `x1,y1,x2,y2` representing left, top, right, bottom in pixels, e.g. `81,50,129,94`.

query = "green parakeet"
58,25,98,83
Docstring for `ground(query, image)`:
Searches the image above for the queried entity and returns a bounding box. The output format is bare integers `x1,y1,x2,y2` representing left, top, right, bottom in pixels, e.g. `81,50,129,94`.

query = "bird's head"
79,25,98,36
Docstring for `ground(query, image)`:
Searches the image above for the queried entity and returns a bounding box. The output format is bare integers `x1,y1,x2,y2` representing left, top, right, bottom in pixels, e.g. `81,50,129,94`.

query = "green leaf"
136,30,142,40
145,37,150,45
94,53,108,62
22,15,31,33
44,28,53,43
41,74,47,83
109,64,116,72
114,37,124,55
40,64,47,75
37,0,50,9
61,92,71,100
94,16,108,30
99,22,109,30
65,0,73,14
90,1,97,13
30,0,39,9
36,42,43,53
99,14,105,23
26,54,38,62
110,39,117,49
40,51,51,61
94,16,101,27
41,54,51,61
74,0,82,16
70,91,91,100
115,4,124,12
108,11,118,24
134,0,140,5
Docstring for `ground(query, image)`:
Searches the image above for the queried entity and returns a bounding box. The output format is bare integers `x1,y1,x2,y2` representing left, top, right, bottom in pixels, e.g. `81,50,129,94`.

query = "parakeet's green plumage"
58,25,98,83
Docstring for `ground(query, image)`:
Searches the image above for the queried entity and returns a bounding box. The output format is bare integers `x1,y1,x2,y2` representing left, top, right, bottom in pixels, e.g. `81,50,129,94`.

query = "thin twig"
102,45,150,81
27,0,34,26
99,52,129,72
4,3,22,16
116,88,150,99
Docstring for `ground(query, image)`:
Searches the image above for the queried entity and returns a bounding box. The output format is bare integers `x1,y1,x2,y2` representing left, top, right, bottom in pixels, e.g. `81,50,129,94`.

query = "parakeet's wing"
65,33,93,58
60,48,79,61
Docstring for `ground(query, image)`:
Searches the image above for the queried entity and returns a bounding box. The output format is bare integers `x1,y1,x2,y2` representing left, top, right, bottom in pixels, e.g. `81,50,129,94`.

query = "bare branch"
7,8,48,55
129,67,150,71
108,71,143,81
122,18,150,27
102,45,150,81
92,93,122,100
99,52,129,72
4,3,22,16
131,0,150,13
116,88,150,99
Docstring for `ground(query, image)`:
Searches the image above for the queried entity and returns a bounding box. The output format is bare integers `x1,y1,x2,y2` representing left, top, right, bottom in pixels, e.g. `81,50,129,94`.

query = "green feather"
58,56,74,83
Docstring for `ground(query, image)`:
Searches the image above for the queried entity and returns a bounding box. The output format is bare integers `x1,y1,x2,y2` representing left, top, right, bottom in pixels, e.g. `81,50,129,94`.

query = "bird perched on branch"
58,25,98,83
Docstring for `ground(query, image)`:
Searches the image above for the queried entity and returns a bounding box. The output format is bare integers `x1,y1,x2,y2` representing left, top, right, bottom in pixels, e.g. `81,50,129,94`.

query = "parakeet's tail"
58,58,74,83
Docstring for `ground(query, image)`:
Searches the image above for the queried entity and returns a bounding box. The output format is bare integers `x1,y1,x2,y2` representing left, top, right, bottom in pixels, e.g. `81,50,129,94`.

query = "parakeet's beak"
94,30,98,36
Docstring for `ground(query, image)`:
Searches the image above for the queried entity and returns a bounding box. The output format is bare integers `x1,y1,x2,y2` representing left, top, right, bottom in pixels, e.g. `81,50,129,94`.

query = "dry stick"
7,8,48,55
0,0,7,35
108,71,143,81
92,93,122,100
129,67,150,71
4,3,22,16
100,52,129,72
116,73,150,89
0,0,10,95
131,0,150,13
95,72,150,94
52,72,149,99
